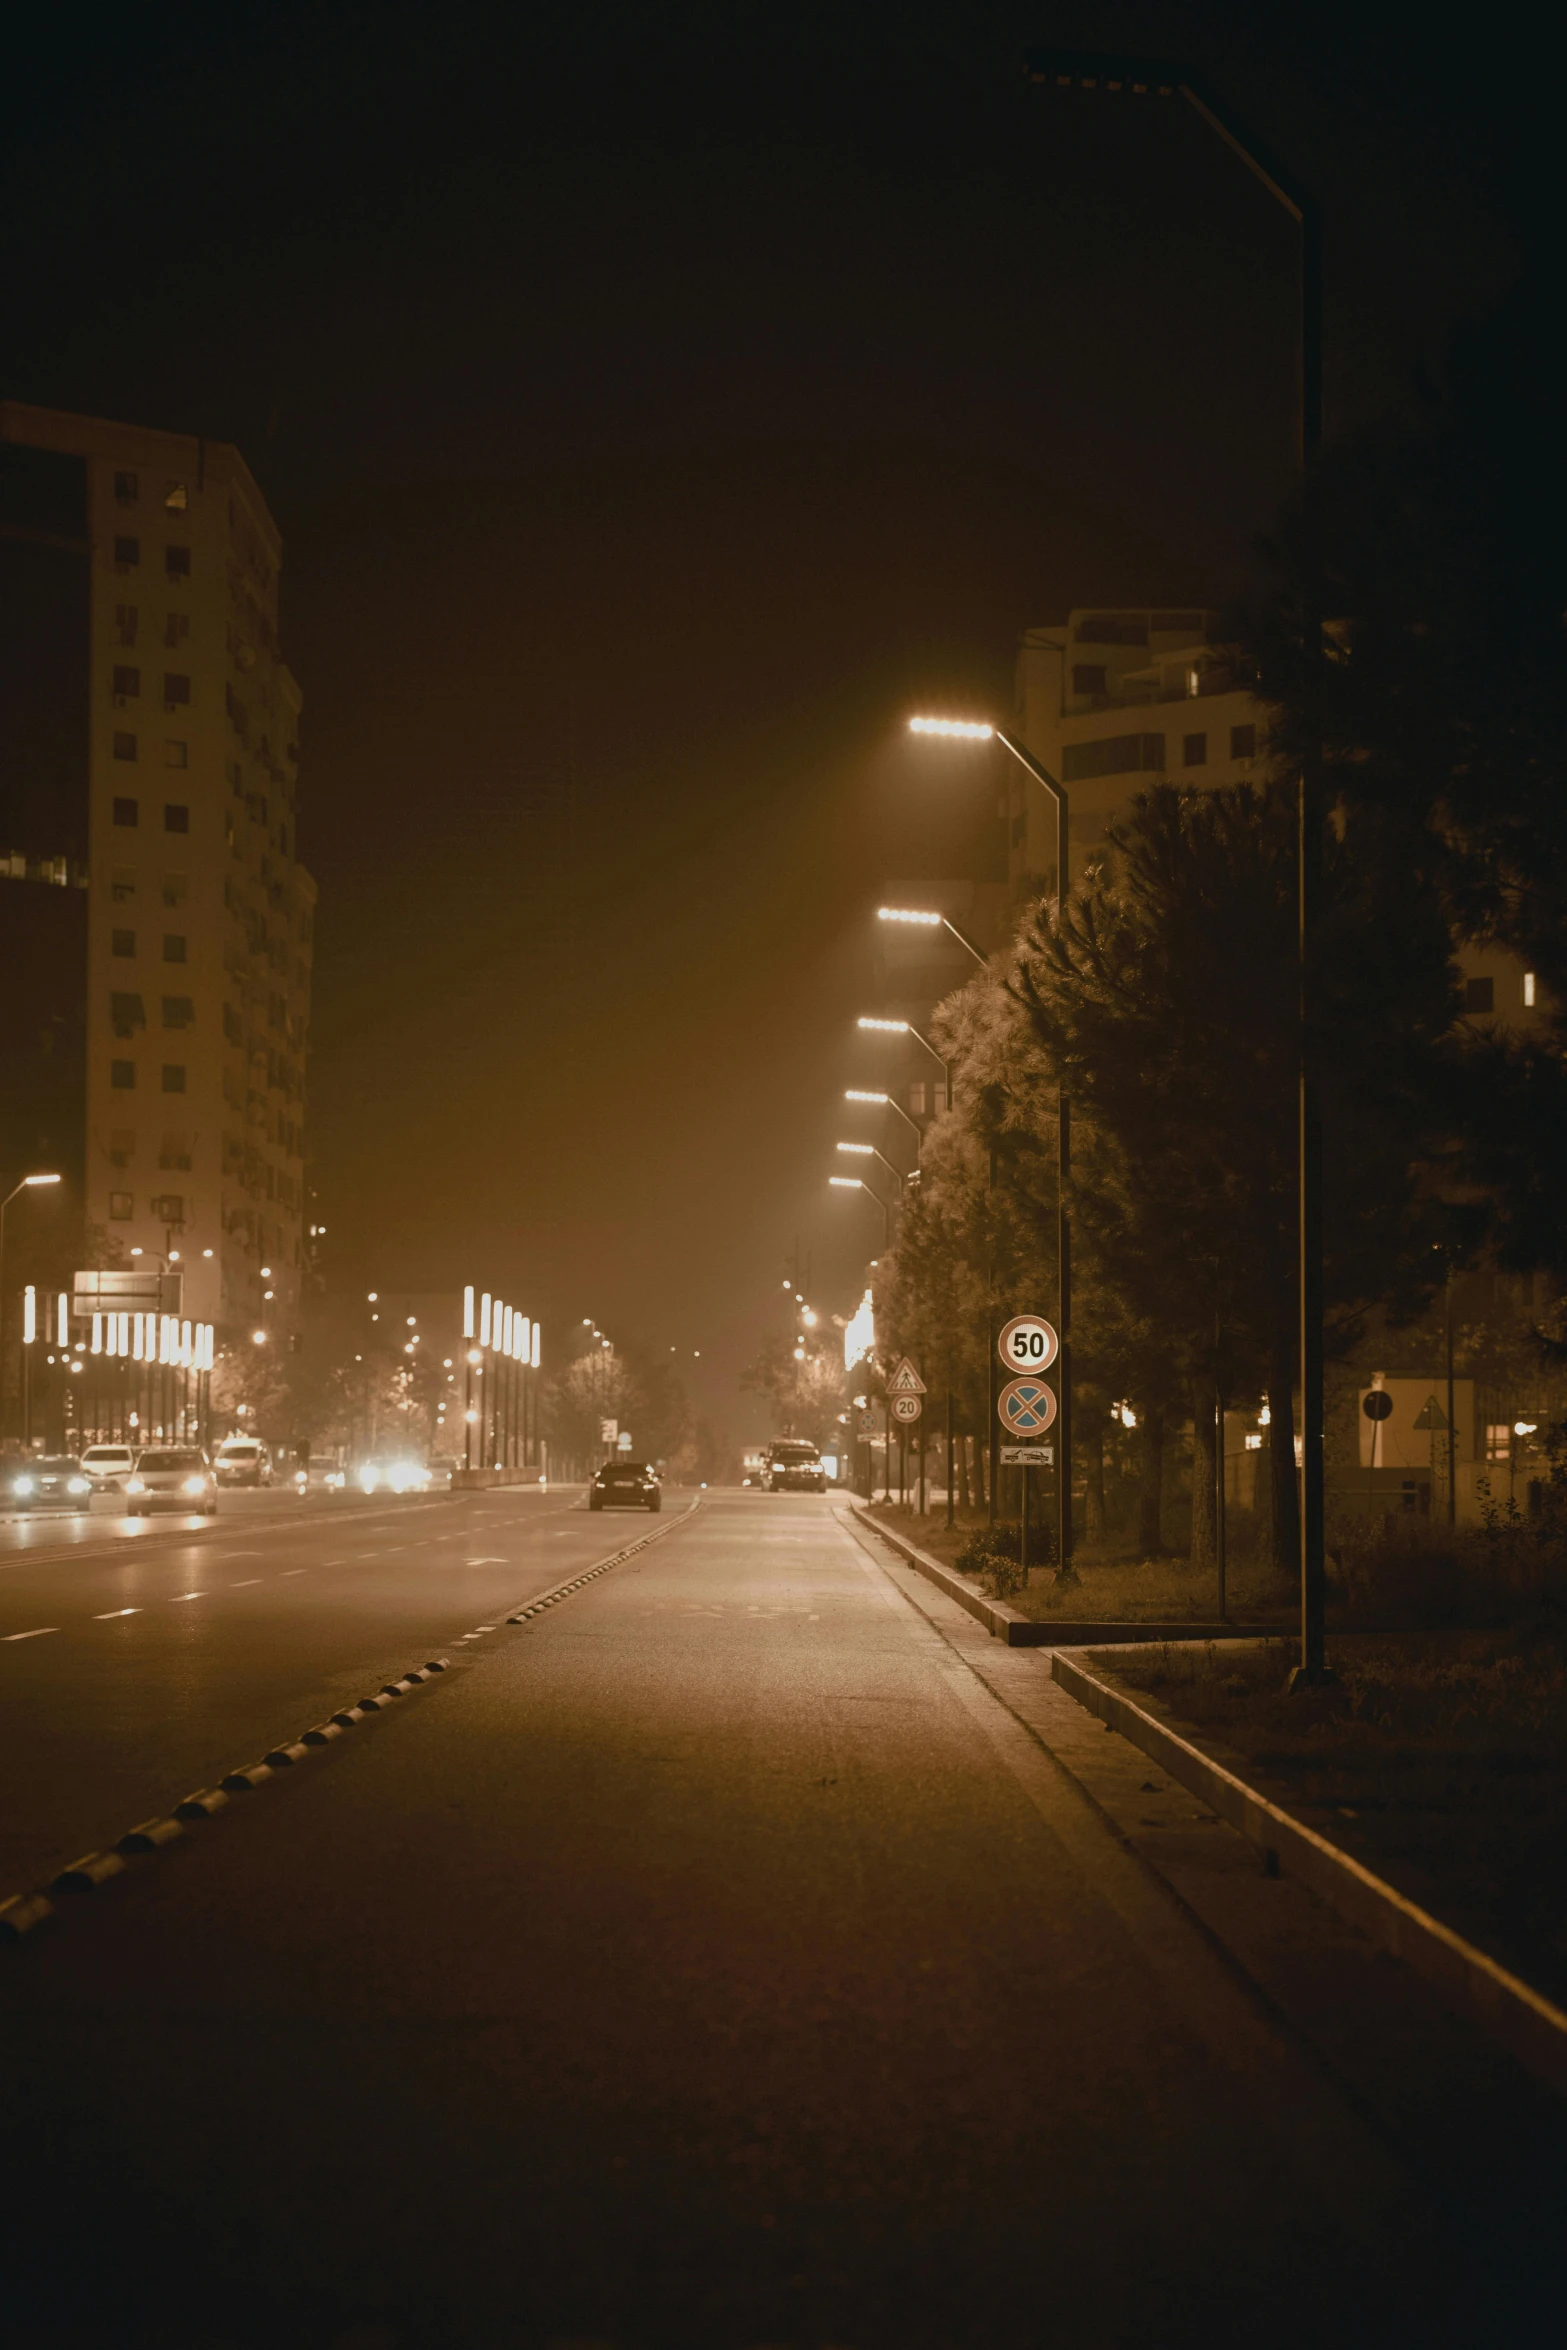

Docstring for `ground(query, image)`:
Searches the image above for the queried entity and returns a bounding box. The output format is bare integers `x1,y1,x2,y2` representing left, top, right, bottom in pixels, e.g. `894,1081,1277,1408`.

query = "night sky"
4,2,1554,1440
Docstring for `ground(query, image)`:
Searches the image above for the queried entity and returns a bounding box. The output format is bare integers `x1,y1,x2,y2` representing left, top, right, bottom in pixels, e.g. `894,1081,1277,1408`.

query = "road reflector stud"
118,1817,185,1853
174,1788,229,1819
53,1851,127,1893
0,1893,53,1939
425,1660,448,1672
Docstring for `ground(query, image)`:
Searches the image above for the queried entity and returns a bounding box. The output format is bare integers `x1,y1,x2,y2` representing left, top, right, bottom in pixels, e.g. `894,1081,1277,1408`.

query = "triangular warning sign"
1412,1395,1449,1430
886,1355,927,1396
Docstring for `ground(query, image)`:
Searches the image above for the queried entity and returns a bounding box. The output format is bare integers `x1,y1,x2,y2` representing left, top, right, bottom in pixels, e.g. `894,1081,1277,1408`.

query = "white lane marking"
467,1555,506,1564
280,1569,307,1577
3,1627,59,1641
169,1591,205,1603
229,1579,263,1587
94,1607,140,1619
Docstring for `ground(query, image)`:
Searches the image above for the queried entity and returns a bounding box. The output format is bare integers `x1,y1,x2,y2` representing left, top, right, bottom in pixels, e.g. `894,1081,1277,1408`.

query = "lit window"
1524,972,1537,1007
111,1061,136,1090
163,483,188,512
1486,1424,1512,1461
1182,731,1207,767
161,1064,186,1094
113,732,138,762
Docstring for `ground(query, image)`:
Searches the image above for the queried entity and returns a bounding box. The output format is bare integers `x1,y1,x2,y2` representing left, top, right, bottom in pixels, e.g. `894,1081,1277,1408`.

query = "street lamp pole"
829,1174,891,1251
876,906,990,969
843,1090,922,1169
834,1142,904,1198
1022,48,1329,1679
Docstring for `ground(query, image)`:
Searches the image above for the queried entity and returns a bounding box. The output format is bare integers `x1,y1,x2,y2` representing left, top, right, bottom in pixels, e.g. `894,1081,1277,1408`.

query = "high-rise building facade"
0,404,314,1340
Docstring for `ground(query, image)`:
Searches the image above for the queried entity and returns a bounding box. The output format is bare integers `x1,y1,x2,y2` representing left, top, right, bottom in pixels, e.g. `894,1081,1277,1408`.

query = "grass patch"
864,1504,1290,1623
1098,1627,1567,2009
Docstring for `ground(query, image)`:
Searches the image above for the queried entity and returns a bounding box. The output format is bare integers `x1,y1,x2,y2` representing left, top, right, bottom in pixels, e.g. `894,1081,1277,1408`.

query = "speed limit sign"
998,1314,1058,1374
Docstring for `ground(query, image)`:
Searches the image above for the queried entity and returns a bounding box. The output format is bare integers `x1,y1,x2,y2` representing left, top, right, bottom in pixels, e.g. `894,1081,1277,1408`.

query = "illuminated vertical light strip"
22,1287,36,1344
531,1322,540,1370
56,1293,68,1346
463,1285,475,1340
181,1319,193,1368
92,1313,103,1356
480,1292,492,1347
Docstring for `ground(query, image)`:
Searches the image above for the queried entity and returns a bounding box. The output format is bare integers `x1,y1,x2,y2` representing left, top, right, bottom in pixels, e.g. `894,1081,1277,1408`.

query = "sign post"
998,1376,1057,1583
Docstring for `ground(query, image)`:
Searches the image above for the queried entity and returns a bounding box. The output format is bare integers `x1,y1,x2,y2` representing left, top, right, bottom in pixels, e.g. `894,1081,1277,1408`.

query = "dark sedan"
589,1461,662,1512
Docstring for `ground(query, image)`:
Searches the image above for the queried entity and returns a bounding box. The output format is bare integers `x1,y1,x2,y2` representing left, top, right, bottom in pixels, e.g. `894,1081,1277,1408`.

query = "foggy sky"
3,0,1552,1437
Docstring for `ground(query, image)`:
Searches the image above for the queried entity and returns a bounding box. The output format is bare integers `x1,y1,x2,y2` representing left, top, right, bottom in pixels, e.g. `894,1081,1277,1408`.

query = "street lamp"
829,1174,891,1249
843,1088,922,1168
856,1015,950,1111
877,906,989,969
835,1141,904,1197
0,1173,62,1445
909,714,1076,1573
1020,49,1329,1680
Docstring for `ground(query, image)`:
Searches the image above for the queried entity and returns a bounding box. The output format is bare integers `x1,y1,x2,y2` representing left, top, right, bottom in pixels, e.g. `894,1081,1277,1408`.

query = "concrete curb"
849,1507,1265,1648
1051,1645,1567,2100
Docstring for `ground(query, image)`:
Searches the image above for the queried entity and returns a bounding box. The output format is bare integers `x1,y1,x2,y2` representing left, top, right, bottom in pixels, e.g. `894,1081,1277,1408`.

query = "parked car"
214,1436,273,1487
80,1443,136,1493
589,1460,662,1512
125,1447,218,1515
7,1454,92,1510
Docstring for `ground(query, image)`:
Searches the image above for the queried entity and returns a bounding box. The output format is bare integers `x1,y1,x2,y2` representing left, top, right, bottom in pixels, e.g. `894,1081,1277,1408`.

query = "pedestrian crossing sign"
886,1356,926,1396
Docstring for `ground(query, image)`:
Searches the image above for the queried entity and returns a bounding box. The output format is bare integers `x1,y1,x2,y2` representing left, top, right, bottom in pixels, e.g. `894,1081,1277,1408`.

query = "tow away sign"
998,1377,1056,1436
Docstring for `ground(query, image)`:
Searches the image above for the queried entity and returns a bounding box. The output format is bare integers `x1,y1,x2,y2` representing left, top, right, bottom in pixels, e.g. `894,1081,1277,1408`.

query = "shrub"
955,1519,1056,1595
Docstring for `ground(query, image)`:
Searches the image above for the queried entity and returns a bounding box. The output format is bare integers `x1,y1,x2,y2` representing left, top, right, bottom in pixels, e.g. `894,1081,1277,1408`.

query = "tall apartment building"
1010,605,1540,1030
0,404,314,1340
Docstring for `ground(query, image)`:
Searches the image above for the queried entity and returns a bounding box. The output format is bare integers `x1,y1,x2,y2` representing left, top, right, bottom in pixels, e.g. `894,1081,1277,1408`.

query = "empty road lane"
2,1491,1556,2348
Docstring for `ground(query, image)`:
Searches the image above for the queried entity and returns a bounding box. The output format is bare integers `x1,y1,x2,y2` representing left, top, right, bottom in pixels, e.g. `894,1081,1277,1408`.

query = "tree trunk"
1137,1404,1166,1555
1269,1326,1300,1579
1083,1409,1107,1544
957,1431,972,1513
1189,1383,1217,1568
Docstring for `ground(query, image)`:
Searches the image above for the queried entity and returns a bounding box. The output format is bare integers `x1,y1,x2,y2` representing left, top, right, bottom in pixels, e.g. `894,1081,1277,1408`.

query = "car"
7,1454,93,1510
763,1439,826,1493
589,1460,662,1512
125,1447,218,1515
80,1443,136,1492
214,1436,273,1487
354,1456,431,1495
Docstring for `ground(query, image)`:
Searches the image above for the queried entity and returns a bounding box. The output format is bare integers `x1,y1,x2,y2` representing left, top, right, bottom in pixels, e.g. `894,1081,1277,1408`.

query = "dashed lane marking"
3,1627,59,1642
280,1569,307,1577
93,1608,139,1619
168,1592,205,1603
229,1579,262,1588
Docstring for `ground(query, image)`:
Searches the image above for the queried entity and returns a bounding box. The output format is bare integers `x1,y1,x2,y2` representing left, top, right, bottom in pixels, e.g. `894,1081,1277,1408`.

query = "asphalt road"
2,1491,1559,2348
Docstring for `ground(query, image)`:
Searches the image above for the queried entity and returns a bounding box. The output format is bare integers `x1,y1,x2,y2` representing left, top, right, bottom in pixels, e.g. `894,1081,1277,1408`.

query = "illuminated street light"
908,717,993,739
835,1141,903,1197
878,905,988,969
843,1088,922,1166
855,1014,949,1102
829,1174,891,1249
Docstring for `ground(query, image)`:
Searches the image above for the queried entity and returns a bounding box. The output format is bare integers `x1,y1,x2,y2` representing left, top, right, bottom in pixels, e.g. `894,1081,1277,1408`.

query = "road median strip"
0,1499,701,1951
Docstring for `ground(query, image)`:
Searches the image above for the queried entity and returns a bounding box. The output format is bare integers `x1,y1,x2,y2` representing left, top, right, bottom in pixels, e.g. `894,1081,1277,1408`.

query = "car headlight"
126,1477,145,1494
360,1470,378,1492
68,1477,90,1495
182,1476,206,1496
12,1476,34,1497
